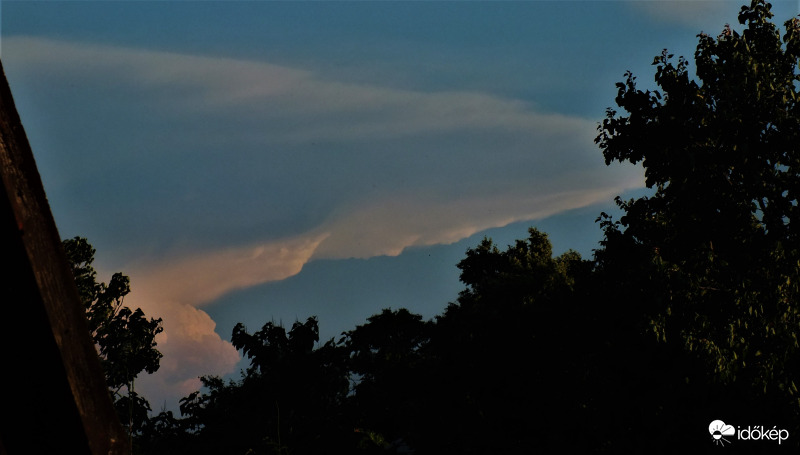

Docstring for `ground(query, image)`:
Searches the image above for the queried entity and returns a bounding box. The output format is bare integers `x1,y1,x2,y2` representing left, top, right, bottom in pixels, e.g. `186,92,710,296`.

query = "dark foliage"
595,0,800,449
145,318,356,455
63,236,163,443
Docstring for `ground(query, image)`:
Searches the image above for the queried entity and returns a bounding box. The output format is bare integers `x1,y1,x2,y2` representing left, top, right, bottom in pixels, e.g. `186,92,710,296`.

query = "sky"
3,0,799,412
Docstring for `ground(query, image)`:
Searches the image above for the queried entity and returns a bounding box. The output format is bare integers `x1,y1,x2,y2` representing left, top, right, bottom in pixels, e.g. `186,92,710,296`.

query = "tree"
595,0,800,430
62,237,163,438
416,229,593,453
175,317,354,455
344,308,431,451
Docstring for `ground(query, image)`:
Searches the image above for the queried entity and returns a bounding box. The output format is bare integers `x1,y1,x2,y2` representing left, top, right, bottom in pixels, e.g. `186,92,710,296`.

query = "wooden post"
0,59,129,454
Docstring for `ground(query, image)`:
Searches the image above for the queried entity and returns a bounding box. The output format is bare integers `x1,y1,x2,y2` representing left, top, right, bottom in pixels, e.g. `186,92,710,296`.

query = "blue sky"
4,0,798,411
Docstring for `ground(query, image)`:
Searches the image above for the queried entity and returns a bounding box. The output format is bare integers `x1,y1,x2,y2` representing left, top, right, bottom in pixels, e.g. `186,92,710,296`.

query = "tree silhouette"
594,0,800,448
406,228,592,453
63,237,163,440
344,308,431,451
172,317,354,455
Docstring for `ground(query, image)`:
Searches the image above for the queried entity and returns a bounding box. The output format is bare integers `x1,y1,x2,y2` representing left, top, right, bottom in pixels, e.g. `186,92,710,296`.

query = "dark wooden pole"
0,59,129,454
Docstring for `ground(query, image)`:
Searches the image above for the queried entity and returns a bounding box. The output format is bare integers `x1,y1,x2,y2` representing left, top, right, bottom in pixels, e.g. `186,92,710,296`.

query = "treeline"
69,2,800,453
138,230,601,454
134,224,798,454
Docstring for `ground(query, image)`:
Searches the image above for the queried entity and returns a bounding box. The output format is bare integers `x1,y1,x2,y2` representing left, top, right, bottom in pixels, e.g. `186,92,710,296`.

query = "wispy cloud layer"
630,1,741,30
3,36,642,407
130,234,328,308
311,186,629,260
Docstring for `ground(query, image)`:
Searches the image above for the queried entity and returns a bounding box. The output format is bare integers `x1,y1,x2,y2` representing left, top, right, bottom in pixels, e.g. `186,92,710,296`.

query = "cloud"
118,233,327,408
630,1,735,29
128,233,328,308
116,283,240,411
2,36,592,144
311,185,634,260
2,36,644,408
2,36,644,245
129,301,239,411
